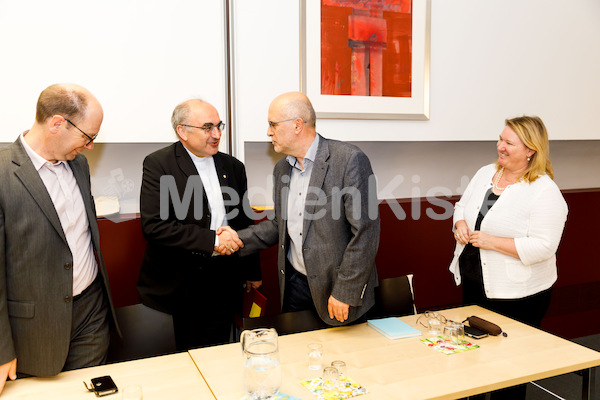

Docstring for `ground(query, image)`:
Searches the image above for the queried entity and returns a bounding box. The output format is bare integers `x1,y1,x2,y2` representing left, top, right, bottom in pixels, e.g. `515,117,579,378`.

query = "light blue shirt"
286,135,320,275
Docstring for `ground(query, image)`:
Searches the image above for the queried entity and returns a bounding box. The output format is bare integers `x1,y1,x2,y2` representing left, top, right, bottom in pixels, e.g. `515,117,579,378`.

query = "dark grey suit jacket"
0,138,118,376
239,135,380,325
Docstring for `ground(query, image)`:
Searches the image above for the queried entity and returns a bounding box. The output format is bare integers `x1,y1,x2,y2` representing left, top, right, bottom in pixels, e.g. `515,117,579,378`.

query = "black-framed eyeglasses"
180,121,225,135
64,118,97,146
268,117,306,129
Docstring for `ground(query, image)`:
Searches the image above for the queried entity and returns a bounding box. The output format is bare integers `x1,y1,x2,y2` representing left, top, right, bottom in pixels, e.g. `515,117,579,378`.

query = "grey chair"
371,274,416,319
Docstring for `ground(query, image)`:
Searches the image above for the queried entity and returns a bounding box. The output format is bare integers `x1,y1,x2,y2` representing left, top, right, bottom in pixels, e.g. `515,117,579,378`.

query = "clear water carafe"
241,328,282,400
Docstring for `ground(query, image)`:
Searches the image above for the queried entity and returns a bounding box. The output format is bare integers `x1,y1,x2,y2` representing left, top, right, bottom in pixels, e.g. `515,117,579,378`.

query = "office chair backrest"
106,304,176,363
372,274,416,318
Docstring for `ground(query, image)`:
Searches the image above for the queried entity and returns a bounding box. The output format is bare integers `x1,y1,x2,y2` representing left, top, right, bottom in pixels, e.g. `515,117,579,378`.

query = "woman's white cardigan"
449,164,568,299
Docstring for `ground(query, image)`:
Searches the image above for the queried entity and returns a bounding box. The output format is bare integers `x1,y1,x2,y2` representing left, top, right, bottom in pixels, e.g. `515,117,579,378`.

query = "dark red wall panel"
98,189,600,339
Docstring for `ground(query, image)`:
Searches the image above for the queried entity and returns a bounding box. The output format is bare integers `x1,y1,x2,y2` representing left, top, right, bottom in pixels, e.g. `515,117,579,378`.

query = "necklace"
492,167,506,195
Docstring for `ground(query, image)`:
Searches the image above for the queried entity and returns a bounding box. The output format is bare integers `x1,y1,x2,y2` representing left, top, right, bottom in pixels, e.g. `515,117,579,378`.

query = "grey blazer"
0,138,118,376
239,135,380,325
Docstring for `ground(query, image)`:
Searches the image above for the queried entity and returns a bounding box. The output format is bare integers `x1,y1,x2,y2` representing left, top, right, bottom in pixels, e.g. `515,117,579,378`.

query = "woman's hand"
469,230,494,249
454,220,471,245
470,231,519,259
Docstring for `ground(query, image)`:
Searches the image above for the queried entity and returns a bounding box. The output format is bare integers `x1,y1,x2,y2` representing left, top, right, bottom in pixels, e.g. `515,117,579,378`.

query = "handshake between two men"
214,226,242,256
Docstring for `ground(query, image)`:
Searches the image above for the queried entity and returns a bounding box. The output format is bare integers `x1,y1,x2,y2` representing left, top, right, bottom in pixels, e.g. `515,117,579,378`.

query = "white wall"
243,140,600,207
2,0,599,213
0,0,228,146
230,0,600,206
232,0,600,161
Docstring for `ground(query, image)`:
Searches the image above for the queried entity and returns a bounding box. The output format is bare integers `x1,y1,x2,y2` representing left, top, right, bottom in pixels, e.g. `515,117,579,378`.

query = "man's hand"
246,280,262,293
0,358,17,395
327,295,350,323
214,226,244,255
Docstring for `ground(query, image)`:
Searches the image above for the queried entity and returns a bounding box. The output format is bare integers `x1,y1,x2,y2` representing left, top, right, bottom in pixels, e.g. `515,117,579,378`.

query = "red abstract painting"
321,0,412,97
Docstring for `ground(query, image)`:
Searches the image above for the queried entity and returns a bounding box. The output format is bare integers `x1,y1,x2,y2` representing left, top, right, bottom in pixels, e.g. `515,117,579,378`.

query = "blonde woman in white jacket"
449,116,568,399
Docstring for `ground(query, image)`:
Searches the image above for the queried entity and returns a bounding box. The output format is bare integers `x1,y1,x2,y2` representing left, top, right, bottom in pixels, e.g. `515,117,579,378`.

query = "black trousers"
172,257,242,351
462,278,552,328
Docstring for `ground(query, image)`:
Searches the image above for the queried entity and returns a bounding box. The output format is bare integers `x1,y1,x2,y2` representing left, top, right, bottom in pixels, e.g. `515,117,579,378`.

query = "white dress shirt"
20,133,97,296
184,148,228,248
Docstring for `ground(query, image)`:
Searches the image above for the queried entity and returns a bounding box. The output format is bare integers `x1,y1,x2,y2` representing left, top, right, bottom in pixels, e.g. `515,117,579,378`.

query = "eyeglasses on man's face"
180,121,225,135
268,117,306,130
64,117,97,146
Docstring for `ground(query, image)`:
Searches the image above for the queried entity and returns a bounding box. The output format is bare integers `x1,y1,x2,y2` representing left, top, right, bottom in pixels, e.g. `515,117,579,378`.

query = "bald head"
35,83,103,124
267,92,319,160
270,92,316,129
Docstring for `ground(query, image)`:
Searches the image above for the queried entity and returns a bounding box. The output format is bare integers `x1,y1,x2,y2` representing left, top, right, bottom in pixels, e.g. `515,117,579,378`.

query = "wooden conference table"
190,305,600,400
3,305,599,399
1,352,215,399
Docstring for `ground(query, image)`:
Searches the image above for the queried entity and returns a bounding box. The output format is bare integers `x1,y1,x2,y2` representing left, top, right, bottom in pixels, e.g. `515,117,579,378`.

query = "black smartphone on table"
464,325,489,339
84,375,119,397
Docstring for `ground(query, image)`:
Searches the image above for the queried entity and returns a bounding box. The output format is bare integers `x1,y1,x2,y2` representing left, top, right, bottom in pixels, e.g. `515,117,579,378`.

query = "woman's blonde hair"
499,115,554,182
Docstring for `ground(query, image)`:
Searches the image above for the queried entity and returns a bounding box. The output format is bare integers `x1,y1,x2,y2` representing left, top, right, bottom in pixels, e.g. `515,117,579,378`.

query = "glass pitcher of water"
241,328,282,400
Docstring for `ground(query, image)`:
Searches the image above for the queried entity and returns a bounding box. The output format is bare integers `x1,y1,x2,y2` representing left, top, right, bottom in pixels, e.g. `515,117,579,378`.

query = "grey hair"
171,101,193,134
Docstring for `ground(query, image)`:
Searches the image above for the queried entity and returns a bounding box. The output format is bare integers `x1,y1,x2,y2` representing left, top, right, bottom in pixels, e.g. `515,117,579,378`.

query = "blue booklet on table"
367,317,422,340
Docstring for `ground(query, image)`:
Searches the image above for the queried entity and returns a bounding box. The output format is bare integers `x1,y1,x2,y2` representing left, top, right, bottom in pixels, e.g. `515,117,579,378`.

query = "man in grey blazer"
219,92,380,325
0,84,118,394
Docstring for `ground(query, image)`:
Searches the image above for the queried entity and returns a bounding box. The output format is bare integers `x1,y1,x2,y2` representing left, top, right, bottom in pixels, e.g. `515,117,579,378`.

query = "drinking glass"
428,315,444,335
121,385,143,400
331,360,346,377
307,343,323,370
322,366,339,392
444,322,465,345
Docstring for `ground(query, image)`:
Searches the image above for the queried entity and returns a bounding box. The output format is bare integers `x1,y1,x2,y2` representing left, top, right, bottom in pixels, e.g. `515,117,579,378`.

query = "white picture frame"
301,0,431,120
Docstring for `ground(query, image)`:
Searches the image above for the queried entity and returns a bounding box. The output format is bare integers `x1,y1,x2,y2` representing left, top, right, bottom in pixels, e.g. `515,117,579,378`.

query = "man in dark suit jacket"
0,84,118,394
137,99,261,351
219,92,380,326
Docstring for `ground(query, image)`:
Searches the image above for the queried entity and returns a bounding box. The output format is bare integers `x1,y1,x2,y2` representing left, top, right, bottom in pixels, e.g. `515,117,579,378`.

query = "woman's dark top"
458,188,499,284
